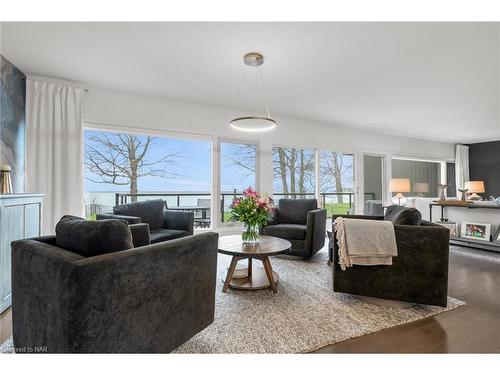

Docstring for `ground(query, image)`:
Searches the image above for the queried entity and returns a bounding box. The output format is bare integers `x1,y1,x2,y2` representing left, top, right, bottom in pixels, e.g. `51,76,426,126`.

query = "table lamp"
464,181,485,201
414,182,429,197
390,178,411,205
0,164,13,194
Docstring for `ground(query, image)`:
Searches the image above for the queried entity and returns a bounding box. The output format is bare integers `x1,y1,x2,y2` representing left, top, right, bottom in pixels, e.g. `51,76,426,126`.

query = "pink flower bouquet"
230,187,274,243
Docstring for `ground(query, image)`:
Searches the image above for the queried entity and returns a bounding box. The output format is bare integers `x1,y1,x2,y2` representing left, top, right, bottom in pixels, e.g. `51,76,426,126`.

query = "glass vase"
242,222,259,244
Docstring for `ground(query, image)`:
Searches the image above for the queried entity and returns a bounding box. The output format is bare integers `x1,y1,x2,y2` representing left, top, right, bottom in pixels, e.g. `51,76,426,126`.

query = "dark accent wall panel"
0,55,26,193
469,141,500,198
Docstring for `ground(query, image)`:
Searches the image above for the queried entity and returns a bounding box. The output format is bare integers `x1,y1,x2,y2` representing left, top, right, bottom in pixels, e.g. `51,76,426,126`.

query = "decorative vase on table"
230,187,274,244
242,222,260,244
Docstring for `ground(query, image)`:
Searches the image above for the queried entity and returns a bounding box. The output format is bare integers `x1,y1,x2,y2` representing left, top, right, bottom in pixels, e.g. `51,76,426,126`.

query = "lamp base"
468,192,482,201
393,192,405,206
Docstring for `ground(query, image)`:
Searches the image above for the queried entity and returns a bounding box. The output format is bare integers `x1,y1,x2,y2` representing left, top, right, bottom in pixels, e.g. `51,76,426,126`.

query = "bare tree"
320,152,353,203
225,144,316,198
224,144,256,178
273,147,315,197
85,133,181,201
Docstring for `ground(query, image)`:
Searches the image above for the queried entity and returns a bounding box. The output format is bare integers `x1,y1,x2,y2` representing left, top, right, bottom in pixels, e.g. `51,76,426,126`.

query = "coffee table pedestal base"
224,267,279,291
222,255,279,293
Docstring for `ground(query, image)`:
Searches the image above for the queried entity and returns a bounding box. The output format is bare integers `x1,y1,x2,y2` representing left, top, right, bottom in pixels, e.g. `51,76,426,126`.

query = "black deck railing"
109,191,377,222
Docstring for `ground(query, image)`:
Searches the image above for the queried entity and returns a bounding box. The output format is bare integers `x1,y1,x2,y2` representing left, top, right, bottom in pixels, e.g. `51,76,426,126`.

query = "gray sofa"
11,217,218,353
330,206,450,307
261,199,327,258
97,199,194,243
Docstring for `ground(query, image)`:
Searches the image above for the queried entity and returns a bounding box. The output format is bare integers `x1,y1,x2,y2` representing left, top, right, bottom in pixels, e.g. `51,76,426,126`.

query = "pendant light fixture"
229,52,277,132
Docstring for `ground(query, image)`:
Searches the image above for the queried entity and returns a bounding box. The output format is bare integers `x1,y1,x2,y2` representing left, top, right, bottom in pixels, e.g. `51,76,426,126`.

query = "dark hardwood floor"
1,247,499,353
314,248,500,353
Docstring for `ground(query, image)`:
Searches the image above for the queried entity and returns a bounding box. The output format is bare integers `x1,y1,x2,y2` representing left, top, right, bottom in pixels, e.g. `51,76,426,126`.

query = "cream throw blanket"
334,217,398,270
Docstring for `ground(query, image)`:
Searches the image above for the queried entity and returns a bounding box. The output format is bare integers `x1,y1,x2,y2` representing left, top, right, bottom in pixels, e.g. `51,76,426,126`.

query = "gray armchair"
97,199,193,243
330,206,450,307
11,224,219,353
261,198,327,258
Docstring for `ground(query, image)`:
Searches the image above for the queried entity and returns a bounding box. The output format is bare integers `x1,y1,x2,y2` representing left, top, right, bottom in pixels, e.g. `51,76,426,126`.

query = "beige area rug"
1,249,465,354
174,249,464,353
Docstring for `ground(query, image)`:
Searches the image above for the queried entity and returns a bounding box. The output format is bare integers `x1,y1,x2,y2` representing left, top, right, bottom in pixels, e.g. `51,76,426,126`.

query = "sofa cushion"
150,228,190,243
277,199,318,225
384,205,422,225
55,215,133,257
113,199,165,230
263,224,307,240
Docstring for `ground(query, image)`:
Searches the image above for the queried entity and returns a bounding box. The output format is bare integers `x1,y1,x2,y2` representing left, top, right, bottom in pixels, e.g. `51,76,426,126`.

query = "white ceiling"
2,22,500,143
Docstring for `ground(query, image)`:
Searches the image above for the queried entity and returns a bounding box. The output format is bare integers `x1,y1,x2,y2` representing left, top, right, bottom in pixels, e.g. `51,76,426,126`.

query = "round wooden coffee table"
218,235,291,293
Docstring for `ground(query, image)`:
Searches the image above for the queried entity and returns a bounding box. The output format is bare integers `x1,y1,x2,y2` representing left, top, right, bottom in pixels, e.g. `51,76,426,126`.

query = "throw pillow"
56,215,134,257
384,205,422,225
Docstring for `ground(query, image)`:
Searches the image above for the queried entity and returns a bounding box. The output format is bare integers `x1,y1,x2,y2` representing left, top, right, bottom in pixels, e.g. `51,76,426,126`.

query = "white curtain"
26,78,85,235
455,144,470,196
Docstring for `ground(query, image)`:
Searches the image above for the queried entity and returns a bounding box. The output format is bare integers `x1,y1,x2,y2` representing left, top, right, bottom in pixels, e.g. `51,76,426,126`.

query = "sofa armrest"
129,223,151,247
96,213,141,225
72,232,218,352
163,210,194,234
11,239,85,352
305,208,327,254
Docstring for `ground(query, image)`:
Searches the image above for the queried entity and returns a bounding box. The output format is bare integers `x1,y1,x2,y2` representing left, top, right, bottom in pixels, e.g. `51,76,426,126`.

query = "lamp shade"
389,178,411,193
464,180,485,193
413,182,429,193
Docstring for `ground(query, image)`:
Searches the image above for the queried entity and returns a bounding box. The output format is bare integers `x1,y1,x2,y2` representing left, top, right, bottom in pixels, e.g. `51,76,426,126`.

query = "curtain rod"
24,74,89,92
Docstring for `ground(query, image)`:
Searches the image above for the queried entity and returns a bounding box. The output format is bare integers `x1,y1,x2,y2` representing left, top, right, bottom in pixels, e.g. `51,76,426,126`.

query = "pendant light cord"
258,68,272,119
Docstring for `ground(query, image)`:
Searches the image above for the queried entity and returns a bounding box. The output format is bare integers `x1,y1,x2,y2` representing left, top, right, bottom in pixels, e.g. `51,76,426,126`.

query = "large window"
272,146,315,199
319,151,354,215
220,141,257,223
391,158,441,197
84,129,212,226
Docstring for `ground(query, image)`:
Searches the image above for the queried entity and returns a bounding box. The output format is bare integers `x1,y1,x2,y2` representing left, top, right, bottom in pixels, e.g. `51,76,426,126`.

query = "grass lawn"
325,202,351,216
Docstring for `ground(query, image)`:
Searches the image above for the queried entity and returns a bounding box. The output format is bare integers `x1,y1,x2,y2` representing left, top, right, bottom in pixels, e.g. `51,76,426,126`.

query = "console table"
0,193,44,313
428,201,500,253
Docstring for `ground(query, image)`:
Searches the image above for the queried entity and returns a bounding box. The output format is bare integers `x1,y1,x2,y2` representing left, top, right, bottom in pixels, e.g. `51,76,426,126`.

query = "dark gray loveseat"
330,206,450,307
261,199,327,258
11,217,218,353
97,199,193,243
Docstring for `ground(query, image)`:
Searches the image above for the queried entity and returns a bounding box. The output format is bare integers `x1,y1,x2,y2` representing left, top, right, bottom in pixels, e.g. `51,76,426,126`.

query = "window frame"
217,138,260,228
391,154,453,199
271,144,317,201
82,121,214,230
318,150,356,216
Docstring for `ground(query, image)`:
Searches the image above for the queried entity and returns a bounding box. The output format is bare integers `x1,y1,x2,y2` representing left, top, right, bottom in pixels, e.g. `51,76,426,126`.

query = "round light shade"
230,116,277,132
464,180,485,193
389,178,411,193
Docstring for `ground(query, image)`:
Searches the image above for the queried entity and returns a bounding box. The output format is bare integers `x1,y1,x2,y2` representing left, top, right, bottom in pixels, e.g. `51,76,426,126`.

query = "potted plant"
230,187,274,243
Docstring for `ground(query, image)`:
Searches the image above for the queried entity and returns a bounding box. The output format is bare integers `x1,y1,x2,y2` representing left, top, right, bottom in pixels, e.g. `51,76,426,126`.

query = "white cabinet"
0,194,44,313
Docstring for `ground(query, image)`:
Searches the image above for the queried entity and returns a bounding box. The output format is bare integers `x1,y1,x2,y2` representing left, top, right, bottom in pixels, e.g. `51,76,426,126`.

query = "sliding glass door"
363,154,384,215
